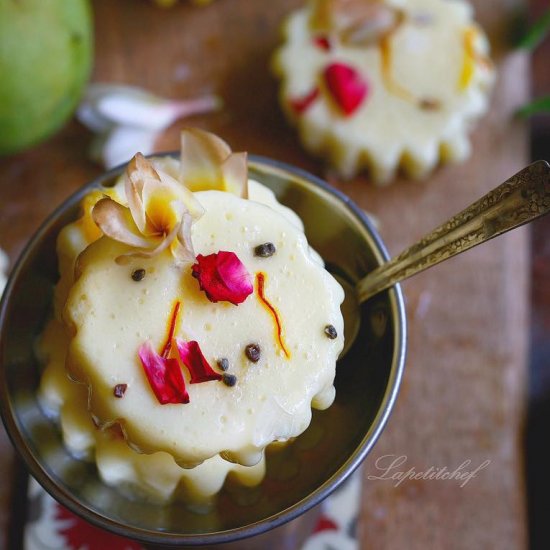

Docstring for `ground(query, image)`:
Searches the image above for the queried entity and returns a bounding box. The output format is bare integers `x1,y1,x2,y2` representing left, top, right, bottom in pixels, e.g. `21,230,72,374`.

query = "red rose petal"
289,87,320,115
138,341,189,404
313,35,332,51
175,340,223,384
323,62,368,116
192,251,253,305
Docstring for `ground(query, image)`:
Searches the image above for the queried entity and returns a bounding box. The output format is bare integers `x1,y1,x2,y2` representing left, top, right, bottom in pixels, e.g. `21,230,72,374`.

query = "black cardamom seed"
217,358,229,371
245,343,261,362
324,325,338,339
113,383,128,398
222,373,237,387
254,242,276,257
131,268,146,282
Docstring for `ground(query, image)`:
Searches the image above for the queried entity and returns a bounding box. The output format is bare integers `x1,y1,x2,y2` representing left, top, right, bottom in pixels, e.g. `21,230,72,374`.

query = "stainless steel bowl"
0,156,406,547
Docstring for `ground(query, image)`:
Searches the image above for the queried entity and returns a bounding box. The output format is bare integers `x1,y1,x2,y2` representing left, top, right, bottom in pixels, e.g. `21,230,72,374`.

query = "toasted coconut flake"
174,210,197,263
125,153,155,234
92,197,153,249
180,128,248,197
156,168,205,220
221,151,248,198
342,5,402,46
115,217,183,264
310,0,402,46
93,153,202,264
91,131,250,265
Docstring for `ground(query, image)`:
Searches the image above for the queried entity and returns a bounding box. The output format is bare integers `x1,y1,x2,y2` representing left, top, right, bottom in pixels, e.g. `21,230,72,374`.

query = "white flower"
77,84,222,169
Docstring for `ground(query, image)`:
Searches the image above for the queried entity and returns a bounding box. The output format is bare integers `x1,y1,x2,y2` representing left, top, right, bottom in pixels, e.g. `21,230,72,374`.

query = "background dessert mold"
272,0,496,184
0,155,406,546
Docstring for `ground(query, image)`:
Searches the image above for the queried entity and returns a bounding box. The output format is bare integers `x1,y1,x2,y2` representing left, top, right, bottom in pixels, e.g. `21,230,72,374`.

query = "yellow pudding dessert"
272,0,495,183
38,128,344,505
39,318,266,507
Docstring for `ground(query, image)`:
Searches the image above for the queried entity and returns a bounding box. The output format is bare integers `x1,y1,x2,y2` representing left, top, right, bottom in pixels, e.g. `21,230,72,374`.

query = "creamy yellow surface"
64,190,344,467
38,160,344,502
39,319,266,505
272,0,495,183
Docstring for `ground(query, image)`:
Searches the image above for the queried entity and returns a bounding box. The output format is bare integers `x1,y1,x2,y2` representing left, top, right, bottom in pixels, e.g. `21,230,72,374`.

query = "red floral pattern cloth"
23,471,360,549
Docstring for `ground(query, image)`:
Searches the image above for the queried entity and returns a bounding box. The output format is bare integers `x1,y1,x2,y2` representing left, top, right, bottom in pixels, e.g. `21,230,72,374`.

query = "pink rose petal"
191,251,253,305
138,341,189,404
323,62,369,116
175,340,222,384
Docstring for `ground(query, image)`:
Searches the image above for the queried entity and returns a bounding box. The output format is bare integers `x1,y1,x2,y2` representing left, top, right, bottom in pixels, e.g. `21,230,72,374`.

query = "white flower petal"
77,84,145,132
96,94,182,131
77,101,114,133
78,83,221,132
101,127,159,169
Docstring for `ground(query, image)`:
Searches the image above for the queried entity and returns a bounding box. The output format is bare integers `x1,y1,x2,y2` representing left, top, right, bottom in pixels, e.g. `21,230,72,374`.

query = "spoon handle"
357,160,550,303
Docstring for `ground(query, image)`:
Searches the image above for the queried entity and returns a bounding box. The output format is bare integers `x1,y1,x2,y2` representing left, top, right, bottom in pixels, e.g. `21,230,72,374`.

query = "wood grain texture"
0,0,531,548
353,3,530,547
354,3,531,547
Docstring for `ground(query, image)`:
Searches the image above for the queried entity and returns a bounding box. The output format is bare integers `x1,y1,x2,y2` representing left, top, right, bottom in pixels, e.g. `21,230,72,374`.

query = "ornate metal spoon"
342,160,550,356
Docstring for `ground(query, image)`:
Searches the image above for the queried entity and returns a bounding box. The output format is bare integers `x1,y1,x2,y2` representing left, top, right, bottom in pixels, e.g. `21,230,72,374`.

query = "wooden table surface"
0,0,544,548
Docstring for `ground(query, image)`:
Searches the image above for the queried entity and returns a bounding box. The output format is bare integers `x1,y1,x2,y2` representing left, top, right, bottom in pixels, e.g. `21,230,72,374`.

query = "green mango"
0,0,93,155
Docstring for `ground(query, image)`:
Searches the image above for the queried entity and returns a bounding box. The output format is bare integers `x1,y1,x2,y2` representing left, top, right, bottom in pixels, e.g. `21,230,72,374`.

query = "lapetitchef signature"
367,454,491,488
